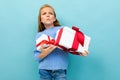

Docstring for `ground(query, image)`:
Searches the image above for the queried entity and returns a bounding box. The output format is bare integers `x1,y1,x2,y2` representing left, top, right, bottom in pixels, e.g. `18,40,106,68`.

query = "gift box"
55,26,91,55
36,34,55,51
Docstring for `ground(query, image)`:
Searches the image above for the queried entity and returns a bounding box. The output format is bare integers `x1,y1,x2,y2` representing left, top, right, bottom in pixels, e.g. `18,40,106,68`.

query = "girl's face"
40,7,56,27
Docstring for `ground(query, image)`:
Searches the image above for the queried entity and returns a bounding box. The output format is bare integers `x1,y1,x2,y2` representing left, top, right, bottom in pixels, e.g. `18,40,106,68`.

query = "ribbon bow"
68,26,85,55
36,36,55,47
72,26,85,46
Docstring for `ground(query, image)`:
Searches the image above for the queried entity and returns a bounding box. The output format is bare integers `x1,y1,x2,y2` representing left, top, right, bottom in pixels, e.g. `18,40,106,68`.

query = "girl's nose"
46,13,50,17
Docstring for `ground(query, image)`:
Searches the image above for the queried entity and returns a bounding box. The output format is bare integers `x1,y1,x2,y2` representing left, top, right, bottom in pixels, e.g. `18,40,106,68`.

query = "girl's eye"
41,12,54,15
42,12,46,15
49,12,53,15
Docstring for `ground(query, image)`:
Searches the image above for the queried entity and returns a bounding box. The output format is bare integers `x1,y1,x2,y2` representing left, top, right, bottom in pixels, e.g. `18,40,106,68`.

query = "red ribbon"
55,26,85,55
36,36,55,47
72,26,85,46
55,28,63,45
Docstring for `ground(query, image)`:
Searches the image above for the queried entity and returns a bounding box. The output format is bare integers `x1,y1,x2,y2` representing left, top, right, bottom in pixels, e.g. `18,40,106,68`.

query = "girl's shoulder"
35,32,43,39
35,26,68,39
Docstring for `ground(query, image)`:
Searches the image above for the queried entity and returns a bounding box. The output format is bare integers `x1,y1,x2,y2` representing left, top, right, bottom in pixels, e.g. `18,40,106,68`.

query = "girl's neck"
44,24,54,29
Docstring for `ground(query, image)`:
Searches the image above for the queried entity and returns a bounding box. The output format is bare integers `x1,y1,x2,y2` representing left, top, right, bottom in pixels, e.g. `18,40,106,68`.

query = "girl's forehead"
41,7,54,12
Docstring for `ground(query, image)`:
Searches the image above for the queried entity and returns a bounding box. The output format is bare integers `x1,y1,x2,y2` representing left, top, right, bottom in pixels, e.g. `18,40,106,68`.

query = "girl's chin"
44,22,54,25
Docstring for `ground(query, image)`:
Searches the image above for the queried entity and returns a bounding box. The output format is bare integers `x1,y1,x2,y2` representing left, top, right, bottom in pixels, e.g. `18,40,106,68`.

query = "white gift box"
55,26,91,54
36,34,55,51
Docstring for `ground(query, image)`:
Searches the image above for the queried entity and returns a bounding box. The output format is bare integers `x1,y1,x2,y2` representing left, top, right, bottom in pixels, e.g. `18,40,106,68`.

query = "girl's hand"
39,44,57,59
40,44,57,53
79,50,89,57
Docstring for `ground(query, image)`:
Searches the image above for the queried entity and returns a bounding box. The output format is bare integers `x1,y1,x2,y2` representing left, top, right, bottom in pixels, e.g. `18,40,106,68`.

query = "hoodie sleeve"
33,33,43,62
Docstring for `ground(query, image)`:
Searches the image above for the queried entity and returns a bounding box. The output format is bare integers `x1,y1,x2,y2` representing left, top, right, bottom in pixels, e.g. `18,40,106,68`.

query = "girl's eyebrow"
41,12,46,15
49,12,54,14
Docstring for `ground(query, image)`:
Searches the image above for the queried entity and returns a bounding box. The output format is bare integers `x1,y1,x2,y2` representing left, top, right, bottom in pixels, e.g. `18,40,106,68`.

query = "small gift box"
55,26,91,55
36,34,55,51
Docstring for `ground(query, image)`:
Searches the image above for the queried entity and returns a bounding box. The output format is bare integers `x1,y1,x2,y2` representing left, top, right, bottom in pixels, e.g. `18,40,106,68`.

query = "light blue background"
0,0,120,80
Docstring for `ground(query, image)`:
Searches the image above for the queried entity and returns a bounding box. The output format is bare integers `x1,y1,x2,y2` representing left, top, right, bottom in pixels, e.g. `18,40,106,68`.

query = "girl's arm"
38,44,57,59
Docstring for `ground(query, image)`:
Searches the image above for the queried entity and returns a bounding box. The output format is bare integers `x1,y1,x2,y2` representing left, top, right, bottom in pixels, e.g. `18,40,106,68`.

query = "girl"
34,4,88,80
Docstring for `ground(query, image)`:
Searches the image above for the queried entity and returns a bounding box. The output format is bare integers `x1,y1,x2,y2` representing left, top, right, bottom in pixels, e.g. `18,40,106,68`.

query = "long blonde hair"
38,4,60,32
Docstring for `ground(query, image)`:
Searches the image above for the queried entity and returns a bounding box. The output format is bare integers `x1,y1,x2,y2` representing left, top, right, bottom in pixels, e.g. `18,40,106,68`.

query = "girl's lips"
45,18,48,20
